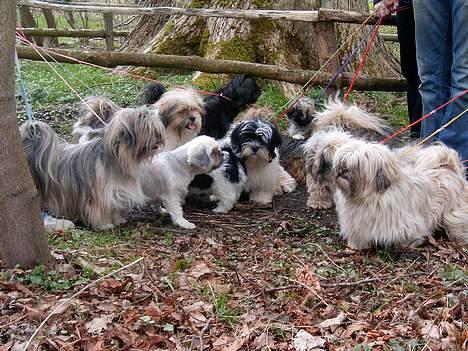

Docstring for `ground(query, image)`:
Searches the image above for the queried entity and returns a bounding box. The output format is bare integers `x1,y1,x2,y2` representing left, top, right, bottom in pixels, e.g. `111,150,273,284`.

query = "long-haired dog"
140,136,223,229
153,88,204,150
72,96,120,143
73,88,203,151
286,96,316,140
21,107,165,230
242,107,297,195
139,81,167,105
303,129,354,209
333,140,468,249
302,99,392,209
200,75,261,139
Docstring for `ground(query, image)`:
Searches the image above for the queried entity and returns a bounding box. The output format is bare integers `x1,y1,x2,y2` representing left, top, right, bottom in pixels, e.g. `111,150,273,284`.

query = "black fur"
189,174,213,189
139,82,167,105
230,119,282,161
286,106,314,127
200,75,261,139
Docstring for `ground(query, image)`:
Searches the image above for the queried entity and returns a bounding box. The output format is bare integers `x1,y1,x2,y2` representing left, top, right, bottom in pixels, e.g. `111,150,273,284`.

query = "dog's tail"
139,82,167,105
20,120,61,199
315,98,391,139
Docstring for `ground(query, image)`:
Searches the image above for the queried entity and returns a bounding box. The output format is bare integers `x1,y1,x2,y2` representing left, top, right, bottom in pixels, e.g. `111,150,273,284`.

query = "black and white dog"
200,75,262,139
191,114,283,212
139,82,167,106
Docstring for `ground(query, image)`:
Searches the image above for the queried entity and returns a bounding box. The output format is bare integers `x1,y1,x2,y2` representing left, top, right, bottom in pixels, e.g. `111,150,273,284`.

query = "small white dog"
333,140,468,249
140,136,223,229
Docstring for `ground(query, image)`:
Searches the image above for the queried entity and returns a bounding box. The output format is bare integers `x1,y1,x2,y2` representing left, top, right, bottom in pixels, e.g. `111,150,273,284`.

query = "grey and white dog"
140,135,224,229
21,107,165,230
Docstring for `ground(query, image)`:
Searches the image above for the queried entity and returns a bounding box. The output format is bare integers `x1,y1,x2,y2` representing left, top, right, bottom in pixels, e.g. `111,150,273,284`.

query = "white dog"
333,140,468,249
140,136,223,229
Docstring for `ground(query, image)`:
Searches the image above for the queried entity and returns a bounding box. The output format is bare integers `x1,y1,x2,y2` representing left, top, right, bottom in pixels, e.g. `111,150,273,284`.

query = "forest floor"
1,62,466,351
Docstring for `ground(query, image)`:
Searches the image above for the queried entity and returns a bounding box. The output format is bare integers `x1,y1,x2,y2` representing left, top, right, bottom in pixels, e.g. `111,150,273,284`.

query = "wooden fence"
16,0,403,91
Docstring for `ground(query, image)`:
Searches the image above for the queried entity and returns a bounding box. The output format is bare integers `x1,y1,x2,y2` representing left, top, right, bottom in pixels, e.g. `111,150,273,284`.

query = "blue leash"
316,21,380,104
15,49,34,120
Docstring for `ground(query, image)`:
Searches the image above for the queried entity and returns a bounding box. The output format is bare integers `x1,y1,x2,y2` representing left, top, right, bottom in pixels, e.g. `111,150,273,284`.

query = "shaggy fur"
139,82,167,105
21,107,165,230
154,88,204,150
333,140,468,249
303,99,392,209
200,75,261,139
242,107,297,194
140,136,223,229
72,96,120,143
303,129,354,208
286,96,316,140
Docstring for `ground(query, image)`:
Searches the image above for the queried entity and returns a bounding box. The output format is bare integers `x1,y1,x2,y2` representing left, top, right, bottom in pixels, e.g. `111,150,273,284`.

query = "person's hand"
374,0,399,18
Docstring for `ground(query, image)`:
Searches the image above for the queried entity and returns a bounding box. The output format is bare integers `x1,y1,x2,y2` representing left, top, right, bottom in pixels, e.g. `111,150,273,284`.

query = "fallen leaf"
190,262,213,279
421,321,441,340
85,314,114,335
318,312,346,330
293,330,326,351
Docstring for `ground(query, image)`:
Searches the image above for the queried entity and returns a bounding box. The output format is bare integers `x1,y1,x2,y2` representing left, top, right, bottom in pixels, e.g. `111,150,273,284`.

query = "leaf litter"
0,186,467,350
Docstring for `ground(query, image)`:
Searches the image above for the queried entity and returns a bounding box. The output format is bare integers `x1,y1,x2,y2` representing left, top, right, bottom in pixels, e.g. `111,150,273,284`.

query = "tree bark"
18,5,44,45
122,0,400,94
0,1,50,269
41,8,58,47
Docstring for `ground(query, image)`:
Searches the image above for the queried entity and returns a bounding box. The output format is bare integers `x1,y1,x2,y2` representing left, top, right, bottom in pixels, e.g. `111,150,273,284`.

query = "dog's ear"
230,124,242,154
268,124,282,160
188,144,211,170
317,152,332,177
374,168,392,193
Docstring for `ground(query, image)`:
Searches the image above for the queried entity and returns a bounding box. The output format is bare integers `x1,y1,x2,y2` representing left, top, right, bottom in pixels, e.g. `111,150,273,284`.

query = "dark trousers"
396,8,422,138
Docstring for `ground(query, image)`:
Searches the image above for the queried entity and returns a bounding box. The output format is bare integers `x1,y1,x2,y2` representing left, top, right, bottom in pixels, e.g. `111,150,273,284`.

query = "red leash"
380,90,468,143
343,16,383,103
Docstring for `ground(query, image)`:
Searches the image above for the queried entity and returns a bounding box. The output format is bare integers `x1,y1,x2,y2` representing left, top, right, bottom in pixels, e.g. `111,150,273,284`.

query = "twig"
306,242,347,274
251,284,303,299
22,257,144,351
162,276,175,292
0,314,28,329
287,278,329,307
199,317,212,351
320,277,381,288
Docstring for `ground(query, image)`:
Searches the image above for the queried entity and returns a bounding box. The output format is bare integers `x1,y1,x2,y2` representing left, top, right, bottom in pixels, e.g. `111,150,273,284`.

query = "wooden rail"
18,28,130,38
17,0,396,25
16,45,406,92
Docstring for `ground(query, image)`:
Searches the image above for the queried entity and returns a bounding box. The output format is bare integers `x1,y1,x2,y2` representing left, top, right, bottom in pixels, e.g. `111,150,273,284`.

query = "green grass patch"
18,264,92,291
214,292,242,326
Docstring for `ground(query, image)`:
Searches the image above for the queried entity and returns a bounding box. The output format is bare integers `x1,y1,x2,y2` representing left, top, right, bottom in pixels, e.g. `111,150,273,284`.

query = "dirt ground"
1,180,467,350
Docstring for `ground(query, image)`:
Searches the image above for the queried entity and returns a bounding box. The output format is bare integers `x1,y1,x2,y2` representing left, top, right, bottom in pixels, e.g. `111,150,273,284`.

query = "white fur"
333,140,468,249
140,136,223,229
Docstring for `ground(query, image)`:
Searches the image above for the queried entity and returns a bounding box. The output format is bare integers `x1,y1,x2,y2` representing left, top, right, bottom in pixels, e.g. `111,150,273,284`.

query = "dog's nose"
251,146,259,153
189,116,196,122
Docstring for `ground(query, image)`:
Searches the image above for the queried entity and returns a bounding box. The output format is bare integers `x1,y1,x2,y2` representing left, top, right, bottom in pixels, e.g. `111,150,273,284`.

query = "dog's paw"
306,197,333,209
281,181,297,193
95,223,115,231
175,219,196,229
292,134,305,140
250,193,273,205
212,206,230,213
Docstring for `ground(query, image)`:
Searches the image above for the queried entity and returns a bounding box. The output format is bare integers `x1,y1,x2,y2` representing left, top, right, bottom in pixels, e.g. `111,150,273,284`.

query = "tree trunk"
42,8,59,47
122,0,400,94
18,5,44,45
0,1,50,269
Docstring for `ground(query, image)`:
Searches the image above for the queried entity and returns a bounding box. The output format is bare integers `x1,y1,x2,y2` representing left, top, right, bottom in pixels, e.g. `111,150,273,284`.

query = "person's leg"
413,0,452,139
396,7,422,138
439,0,468,162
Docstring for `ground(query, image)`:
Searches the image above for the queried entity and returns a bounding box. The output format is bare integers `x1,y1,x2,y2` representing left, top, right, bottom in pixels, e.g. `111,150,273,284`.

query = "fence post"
103,12,114,51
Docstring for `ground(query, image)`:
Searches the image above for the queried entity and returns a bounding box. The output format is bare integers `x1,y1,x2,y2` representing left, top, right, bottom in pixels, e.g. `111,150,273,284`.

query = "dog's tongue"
186,123,195,130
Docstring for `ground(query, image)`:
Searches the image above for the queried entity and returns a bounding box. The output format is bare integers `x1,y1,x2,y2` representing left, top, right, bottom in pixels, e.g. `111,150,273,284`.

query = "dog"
286,96,316,140
72,88,203,150
302,99,392,209
200,75,261,139
140,136,223,229
154,88,204,150
21,107,165,230
139,81,167,105
71,96,120,143
303,129,354,209
333,140,468,249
